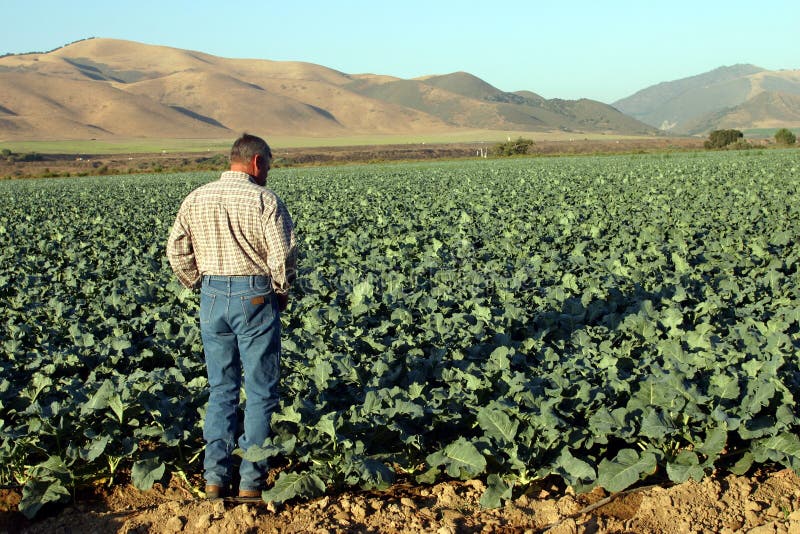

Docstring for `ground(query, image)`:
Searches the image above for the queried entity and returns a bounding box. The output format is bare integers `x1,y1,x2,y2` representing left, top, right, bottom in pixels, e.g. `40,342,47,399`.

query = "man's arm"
166,211,201,289
263,197,297,299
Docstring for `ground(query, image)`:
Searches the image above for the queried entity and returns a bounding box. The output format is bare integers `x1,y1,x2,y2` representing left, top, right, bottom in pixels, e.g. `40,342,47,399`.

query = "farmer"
166,133,297,500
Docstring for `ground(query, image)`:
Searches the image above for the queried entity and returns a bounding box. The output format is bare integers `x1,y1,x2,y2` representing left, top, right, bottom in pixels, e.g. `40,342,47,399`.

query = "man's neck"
230,163,253,175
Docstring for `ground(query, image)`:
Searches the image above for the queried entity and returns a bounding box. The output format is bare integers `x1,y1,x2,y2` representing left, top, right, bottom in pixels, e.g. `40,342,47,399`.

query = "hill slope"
0,38,657,141
682,91,800,134
614,64,800,133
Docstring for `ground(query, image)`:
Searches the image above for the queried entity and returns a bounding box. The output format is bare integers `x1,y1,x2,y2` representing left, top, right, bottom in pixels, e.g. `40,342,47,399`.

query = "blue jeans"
199,275,281,492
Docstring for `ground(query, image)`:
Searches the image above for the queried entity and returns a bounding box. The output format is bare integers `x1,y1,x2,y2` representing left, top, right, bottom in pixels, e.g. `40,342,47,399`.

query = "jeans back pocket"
200,291,217,324
240,292,275,327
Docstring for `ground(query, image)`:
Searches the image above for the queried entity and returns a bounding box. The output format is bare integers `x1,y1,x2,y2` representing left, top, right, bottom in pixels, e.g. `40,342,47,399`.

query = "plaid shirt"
166,171,297,293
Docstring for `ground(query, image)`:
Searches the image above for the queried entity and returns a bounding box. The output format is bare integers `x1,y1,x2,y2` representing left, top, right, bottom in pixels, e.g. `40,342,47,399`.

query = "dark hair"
230,133,271,164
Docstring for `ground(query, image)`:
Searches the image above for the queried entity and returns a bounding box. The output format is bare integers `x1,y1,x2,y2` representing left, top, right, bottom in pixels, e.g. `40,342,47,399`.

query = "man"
166,133,297,500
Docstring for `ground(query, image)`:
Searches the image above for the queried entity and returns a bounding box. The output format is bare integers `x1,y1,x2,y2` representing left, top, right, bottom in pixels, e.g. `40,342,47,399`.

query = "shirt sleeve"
166,208,202,289
263,197,297,294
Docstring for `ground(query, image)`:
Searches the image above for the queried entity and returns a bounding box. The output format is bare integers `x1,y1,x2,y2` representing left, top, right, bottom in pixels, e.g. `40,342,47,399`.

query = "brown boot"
205,484,225,499
237,489,262,501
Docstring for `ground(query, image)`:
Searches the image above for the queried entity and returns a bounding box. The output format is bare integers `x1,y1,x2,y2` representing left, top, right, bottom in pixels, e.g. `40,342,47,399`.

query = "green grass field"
743,127,800,138
0,138,234,155
1,130,653,154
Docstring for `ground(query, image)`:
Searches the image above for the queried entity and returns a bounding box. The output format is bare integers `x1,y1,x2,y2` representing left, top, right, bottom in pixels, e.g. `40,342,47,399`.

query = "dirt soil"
2,468,799,533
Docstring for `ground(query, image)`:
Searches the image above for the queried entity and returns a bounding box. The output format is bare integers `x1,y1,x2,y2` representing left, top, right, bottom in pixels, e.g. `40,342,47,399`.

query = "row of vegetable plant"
0,150,798,517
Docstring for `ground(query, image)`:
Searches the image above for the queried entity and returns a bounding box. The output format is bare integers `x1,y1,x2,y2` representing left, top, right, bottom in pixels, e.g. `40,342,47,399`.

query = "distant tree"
17,152,43,162
494,137,535,156
774,128,797,146
704,129,744,149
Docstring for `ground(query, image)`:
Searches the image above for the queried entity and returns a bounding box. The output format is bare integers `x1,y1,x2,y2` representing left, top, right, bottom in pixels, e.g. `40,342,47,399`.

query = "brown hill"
682,91,800,134
0,38,657,141
0,71,230,138
344,72,655,134
614,64,800,133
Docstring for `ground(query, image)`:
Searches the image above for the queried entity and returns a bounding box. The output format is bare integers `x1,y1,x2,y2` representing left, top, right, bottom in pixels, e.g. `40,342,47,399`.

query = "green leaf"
415,466,440,485
630,378,677,409
273,405,302,424
237,436,297,463
263,471,326,504
752,433,800,463
352,457,394,490
131,458,165,490
351,303,370,317
661,308,684,333
81,379,116,414
666,451,704,483
639,408,675,439
349,281,374,308
38,455,71,475
312,360,334,390
315,412,338,442
685,328,711,351
589,407,630,438
426,438,487,480
671,252,691,274
486,346,512,372
480,474,512,509
596,449,656,492
20,478,71,519
697,424,728,460
108,394,124,423
80,435,112,462
473,304,493,324
556,448,596,485
82,333,96,348
743,379,776,415
111,336,131,352
730,452,754,476
708,374,740,401
658,339,688,363
477,405,518,444
385,399,424,418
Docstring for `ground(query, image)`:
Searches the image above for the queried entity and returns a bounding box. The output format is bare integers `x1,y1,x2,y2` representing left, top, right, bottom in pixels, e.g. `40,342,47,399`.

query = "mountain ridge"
682,91,800,134
0,38,657,141
2,38,796,141
613,64,800,133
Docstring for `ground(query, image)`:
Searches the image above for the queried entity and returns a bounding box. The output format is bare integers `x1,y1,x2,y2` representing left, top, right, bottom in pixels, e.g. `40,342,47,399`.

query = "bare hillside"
683,91,800,134
614,64,800,133
0,38,656,141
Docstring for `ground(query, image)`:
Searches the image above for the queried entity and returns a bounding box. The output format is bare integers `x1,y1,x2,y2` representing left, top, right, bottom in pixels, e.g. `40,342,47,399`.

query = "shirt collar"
220,170,257,184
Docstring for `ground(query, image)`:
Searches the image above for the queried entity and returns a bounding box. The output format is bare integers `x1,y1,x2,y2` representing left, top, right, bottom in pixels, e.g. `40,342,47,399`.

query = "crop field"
1,150,799,519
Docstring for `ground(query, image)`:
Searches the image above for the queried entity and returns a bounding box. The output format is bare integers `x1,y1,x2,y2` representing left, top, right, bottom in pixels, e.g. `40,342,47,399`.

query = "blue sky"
2,0,797,103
